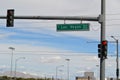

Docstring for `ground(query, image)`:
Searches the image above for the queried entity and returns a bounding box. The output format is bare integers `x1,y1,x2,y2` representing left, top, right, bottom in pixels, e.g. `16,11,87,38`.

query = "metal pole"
56,67,58,80
65,59,70,80
100,0,106,80
14,57,25,80
11,50,13,78
9,47,15,79
56,65,64,80
116,40,119,80
59,69,63,80
96,65,99,80
0,16,99,21
15,59,17,80
111,36,119,80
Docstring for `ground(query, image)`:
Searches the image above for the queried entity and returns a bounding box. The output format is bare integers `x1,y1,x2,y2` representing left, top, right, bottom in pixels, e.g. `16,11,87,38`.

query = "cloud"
40,56,62,63
0,65,9,69
84,56,99,62
0,32,15,39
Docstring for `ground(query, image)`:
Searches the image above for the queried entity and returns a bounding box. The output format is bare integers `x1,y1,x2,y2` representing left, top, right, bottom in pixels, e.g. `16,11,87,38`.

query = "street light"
111,36,119,80
9,47,15,78
65,59,70,80
96,65,99,80
14,57,25,80
56,65,64,80
59,69,64,80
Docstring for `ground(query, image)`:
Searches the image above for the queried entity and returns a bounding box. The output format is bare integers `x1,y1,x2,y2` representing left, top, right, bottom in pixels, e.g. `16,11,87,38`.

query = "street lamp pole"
111,36,119,80
96,65,99,80
65,59,70,80
14,57,25,80
9,47,15,78
59,69,63,80
56,65,64,80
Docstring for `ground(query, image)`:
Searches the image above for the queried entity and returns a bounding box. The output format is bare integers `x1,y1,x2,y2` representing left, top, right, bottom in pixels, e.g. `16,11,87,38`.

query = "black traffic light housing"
102,40,108,58
6,9,14,27
98,40,108,58
98,44,102,58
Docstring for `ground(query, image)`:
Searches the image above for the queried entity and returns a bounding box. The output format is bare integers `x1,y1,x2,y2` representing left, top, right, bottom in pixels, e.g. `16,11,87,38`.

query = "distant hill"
0,71,39,78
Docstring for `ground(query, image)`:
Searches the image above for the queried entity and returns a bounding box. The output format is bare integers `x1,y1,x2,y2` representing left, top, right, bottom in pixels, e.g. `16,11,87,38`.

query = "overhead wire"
0,50,116,55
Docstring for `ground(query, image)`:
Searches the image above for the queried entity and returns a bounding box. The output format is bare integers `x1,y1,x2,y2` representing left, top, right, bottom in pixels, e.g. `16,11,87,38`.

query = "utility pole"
65,59,70,80
111,36,119,80
9,47,15,79
116,40,119,80
100,0,106,80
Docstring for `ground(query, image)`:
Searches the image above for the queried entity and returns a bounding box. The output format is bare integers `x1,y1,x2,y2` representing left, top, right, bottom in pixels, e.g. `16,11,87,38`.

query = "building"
76,72,95,80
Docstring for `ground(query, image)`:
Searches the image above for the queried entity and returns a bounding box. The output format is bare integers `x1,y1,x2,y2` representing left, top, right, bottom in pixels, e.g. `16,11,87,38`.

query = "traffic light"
6,9,14,27
101,40,108,58
98,44,102,58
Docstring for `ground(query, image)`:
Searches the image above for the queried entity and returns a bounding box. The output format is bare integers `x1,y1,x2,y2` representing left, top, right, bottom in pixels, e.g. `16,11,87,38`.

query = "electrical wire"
0,50,116,56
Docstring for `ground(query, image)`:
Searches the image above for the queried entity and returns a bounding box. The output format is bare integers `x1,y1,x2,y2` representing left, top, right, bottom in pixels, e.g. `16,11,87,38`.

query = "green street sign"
57,23,90,31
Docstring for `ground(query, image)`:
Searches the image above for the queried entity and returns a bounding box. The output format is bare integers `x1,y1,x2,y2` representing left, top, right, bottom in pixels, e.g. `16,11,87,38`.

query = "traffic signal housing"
98,44,102,58
102,40,108,58
98,40,108,58
6,9,14,27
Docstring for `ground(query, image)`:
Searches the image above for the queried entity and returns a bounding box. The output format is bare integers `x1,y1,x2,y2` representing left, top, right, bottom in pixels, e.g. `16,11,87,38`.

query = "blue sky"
0,26,99,53
0,0,120,80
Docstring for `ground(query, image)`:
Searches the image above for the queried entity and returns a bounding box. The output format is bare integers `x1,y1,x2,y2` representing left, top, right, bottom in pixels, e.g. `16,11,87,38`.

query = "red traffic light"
102,40,107,45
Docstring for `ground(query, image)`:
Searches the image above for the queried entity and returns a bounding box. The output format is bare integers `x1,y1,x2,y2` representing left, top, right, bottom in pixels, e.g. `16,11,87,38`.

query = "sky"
0,0,120,80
